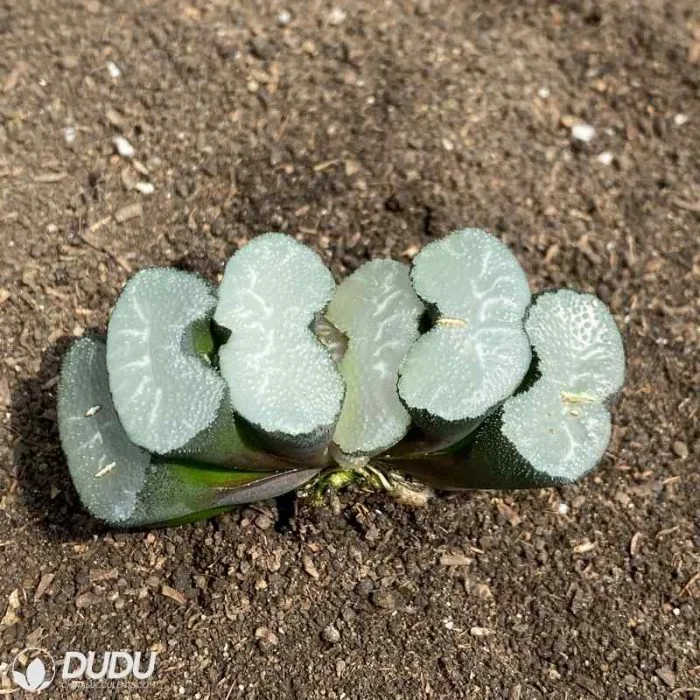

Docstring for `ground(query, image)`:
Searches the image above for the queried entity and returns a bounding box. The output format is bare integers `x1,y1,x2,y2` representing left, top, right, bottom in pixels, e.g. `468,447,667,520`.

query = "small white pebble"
441,138,454,152
537,86,550,99
322,623,341,643
443,619,455,630
113,135,135,159
84,405,101,417
673,608,681,616
328,7,347,25
572,123,596,143
277,9,291,25
673,113,689,127
557,502,569,515
596,151,614,165
106,60,122,79
135,181,155,195
63,126,77,144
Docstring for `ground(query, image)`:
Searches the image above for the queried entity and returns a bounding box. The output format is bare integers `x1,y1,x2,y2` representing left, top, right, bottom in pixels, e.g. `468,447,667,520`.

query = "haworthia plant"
169,396,295,472
58,337,320,526
499,289,624,481
388,289,625,489
106,268,225,455
59,337,149,523
56,228,626,527
106,268,279,470
214,233,345,458
326,260,424,456
398,228,532,442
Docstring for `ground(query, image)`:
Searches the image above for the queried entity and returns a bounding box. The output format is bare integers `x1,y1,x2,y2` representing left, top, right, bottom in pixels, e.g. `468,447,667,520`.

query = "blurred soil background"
0,0,698,697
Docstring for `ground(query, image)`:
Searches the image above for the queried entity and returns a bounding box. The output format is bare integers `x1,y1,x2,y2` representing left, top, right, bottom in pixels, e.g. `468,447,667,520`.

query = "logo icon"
11,648,56,693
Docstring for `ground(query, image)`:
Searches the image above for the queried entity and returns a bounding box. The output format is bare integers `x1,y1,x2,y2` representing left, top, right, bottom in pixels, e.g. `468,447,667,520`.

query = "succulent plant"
326,259,423,456
58,336,319,526
397,228,532,443
57,229,625,527
386,289,625,489
214,233,345,459
105,267,225,455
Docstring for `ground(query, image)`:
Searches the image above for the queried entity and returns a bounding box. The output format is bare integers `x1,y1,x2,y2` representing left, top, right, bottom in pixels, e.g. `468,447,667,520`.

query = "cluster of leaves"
57,230,625,527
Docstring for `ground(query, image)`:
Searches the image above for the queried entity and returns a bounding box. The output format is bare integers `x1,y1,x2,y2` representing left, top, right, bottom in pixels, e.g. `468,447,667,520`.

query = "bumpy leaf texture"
327,259,424,455
106,268,225,455
58,336,151,523
59,337,319,526
501,289,625,480
398,228,531,431
215,233,344,454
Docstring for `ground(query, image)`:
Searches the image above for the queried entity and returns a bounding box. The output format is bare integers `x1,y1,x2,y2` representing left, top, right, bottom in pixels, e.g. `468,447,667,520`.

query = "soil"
1,0,699,698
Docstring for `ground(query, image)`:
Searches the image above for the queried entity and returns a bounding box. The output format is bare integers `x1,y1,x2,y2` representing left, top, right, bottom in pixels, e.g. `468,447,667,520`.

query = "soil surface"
1,1,699,698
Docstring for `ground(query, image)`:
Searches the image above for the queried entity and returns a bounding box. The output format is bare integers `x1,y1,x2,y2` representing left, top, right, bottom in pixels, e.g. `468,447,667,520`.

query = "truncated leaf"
398,228,531,438
106,268,225,454
326,260,423,455
58,337,318,526
215,234,344,456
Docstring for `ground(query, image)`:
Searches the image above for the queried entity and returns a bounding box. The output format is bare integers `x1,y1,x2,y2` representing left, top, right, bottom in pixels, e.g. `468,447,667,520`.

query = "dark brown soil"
1,1,698,698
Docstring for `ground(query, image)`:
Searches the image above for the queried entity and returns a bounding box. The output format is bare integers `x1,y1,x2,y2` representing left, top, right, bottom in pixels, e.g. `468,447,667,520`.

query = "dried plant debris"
106,268,225,455
58,337,319,526
326,260,423,455
398,229,531,439
313,313,348,364
214,233,344,457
